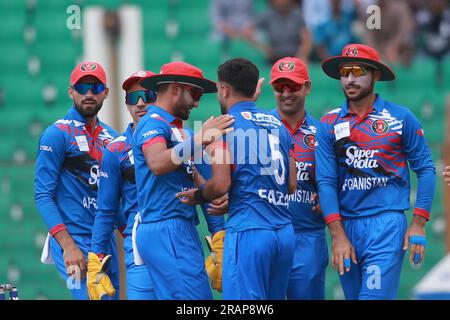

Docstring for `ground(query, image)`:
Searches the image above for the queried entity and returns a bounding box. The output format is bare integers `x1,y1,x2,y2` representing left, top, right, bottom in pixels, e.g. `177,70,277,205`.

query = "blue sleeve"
402,111,436,220
315,120,342,224
195,157,225,234
34,125,67,235
135,117,168,153
91,147,122,254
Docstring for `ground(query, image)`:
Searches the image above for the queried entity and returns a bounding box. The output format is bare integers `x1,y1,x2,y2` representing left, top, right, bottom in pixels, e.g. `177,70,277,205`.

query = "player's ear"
104,86,109,98
304,81,312,96
68,86,74,99
222,83,232,99
373,70,381,82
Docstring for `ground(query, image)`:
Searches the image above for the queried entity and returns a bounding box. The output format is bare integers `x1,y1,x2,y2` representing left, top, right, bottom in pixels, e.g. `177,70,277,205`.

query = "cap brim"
269,74,309,85
122,76,144,91
321,57,395,81
141,74,217,93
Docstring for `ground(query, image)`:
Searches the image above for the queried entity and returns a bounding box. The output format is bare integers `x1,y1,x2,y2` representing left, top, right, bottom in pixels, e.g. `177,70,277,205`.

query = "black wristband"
194,187,209,203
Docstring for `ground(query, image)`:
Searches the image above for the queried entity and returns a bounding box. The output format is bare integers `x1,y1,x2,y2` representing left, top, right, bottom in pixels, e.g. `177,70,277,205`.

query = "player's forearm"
91,210,117,254
53,229,78,252
327,220,348,240
203,175,230,200
317,179,342,224
413,166,436,221
35,193,66,235
202,208,226,234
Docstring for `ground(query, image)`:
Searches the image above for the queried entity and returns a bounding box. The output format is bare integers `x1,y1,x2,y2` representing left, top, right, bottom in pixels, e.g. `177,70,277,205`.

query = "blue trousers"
123,236,156,300
339,212,407,300
287,229,328,300
50,234,120,300
223,224,295,300
136,217,212,300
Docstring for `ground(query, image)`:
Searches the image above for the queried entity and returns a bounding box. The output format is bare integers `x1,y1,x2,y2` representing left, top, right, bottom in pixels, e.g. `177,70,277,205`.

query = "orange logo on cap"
80,63,97,72
344,47,358,57
278,61,295,72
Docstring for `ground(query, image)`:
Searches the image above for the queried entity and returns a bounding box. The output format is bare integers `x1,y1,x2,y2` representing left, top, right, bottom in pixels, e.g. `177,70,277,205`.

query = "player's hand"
442,166,450,186
63,244,86,279
329,222,357,275
403,215,427,266
205,230,225,292
176,188,199,205
311,193,322,215
252,78,265,101
195,115,234,146
87,253,116,300
207,193,229,215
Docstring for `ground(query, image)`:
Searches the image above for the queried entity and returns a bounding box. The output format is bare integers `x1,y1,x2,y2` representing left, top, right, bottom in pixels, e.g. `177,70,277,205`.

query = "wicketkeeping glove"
205,230,225,292
87,252,116,300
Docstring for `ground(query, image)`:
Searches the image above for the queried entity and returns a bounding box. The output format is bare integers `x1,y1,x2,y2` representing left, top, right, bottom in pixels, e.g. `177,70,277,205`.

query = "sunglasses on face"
180,84,203,102
72,83,106,95
272,82,303,93
125,89,157,105
339,66,373,78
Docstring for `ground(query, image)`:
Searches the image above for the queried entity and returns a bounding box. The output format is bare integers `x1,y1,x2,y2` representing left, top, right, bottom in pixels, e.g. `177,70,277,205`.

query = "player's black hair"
217,58,259,98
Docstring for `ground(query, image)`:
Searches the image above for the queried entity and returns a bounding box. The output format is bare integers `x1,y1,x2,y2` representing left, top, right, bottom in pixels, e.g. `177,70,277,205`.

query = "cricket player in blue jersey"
132,61,232,299
178,58,297,300
316,44,436,299
269,57,328,300
87,71,157,300
35,62,120,300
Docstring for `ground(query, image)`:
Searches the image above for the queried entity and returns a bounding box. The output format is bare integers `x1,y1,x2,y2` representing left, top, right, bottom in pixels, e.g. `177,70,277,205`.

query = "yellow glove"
205,230,225,292
87,252,116,300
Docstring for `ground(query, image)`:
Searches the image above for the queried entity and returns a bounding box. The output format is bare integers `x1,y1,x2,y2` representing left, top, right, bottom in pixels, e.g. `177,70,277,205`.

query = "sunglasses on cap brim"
339,65,376,78
72,83,106,95
125,89,157,105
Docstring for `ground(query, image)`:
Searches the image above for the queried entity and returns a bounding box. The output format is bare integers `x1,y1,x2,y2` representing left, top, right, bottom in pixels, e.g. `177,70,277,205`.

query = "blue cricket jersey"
133,105,226,229
35,106,118,236
272,109,326,232
223,101,293,232
91,124,135,253
315,94,436,223
92,121,224,254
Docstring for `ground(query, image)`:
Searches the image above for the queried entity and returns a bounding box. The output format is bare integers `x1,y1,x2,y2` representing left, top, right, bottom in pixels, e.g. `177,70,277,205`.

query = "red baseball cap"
322,44,395,81
122,70,156,91
141,61,217,93
269,57,310,85
70,61,107,85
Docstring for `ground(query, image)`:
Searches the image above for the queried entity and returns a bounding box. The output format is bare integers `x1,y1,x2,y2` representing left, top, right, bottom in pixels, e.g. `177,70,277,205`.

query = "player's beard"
219,97,227,115
343,78,375,102
174,94,191,121
74,99,103,118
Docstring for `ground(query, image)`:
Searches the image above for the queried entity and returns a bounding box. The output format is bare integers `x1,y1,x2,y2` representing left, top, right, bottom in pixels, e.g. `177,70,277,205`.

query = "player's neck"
154,98,175,117
279,107,305,130
348,93,376,118
84,116,97,134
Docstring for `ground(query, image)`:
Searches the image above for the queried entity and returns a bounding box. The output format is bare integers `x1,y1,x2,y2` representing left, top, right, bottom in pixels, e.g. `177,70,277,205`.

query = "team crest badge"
344,46,358,57
371,119,389,135
81,63,97,72
241,112,252,120
102,139,110,148
303,134,316,149
278,61,295,72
